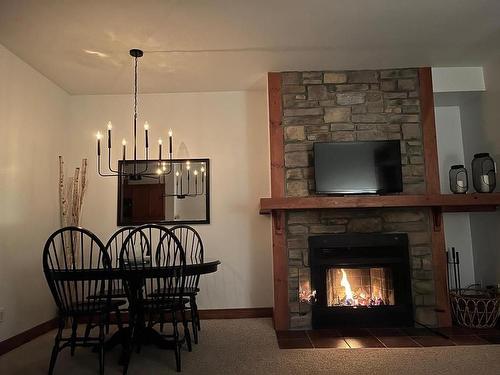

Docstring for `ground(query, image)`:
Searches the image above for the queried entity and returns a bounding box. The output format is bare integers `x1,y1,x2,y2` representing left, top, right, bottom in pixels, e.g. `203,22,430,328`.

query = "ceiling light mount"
129,49,144,58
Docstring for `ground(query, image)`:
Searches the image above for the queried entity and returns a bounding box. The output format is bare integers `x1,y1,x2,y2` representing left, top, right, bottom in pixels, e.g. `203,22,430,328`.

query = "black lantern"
449,165,468,194
471,153,496,193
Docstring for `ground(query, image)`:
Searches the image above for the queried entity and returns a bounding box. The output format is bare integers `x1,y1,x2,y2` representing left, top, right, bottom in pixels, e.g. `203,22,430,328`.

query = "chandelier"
95,49,172,179
94,49,206,198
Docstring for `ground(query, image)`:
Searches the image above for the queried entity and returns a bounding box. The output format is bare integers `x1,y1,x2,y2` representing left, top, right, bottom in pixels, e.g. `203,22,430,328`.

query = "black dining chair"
103,227,136,329
43,226,124,375
167,225,204,344
119,224,191,373
84,227,134,337
105,227,136,296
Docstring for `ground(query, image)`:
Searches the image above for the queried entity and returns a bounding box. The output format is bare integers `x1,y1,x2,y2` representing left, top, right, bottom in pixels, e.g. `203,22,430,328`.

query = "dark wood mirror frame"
117,158,210,226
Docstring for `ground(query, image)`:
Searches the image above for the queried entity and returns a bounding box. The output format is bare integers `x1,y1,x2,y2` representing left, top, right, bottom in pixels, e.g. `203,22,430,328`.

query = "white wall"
480,57,500,284
456,92,499,287
432,67,485,93
66,91,273,309
0,45,69,340
434,106,475,287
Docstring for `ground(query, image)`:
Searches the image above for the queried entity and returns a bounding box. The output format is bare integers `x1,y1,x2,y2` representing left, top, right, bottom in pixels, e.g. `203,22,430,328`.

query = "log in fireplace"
309,233,413,328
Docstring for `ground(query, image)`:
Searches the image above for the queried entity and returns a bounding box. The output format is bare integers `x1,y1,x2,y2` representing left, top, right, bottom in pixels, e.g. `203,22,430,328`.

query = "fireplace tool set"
446,247,462,291
447,247,500,328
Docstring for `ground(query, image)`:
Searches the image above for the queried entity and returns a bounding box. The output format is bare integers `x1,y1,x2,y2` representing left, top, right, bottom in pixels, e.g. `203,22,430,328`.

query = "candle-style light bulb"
96,131,102,156
106,121,112,148
193,170,199,193
168,129,173,157
158,138,163,160
144,121,149,149
156,168,162,175
175,169,180,195
122,138,127,160
200,166,205,173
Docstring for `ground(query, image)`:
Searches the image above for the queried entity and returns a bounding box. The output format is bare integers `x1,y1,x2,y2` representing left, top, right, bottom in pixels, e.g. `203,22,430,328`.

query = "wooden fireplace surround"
261,68,500,330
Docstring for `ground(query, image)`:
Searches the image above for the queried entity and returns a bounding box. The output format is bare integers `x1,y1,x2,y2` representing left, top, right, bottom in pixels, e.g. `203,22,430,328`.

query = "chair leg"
181,308,192,352
84,319,93,344
191,296,201,331
70,317,78,356
159,311,165,332
135,310,147,354
48,318,64,375
122,316,135,375
99,315,105,375
190,304,198,344
106,312,111,334
115,307,124,331
172,311,181,372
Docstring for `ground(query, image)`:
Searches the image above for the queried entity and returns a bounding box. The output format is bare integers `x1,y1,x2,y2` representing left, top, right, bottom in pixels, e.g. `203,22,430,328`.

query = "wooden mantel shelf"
259,193,500,215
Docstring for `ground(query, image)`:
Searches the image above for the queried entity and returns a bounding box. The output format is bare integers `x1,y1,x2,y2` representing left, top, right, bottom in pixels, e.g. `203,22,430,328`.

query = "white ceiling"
1,0,499,95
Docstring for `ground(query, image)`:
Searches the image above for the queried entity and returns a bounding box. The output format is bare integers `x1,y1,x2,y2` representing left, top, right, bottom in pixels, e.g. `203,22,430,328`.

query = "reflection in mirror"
117,159,210,225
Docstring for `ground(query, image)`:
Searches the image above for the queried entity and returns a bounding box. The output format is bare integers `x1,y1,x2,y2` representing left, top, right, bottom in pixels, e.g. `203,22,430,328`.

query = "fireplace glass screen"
326,267,395,307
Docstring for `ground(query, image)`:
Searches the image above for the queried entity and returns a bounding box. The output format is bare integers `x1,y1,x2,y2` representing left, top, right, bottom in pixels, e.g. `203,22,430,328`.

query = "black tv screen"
314,140,403,194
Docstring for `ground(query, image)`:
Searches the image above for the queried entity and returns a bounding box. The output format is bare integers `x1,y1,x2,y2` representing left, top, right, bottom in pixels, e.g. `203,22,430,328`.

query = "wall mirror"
117,158,210,226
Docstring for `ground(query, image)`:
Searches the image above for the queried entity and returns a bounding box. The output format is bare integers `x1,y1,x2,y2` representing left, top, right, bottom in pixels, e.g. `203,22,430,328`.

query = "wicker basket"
450,289,500,328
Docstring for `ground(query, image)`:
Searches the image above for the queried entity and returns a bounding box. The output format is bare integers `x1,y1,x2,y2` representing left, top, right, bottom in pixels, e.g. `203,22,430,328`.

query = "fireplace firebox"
309,233,413,328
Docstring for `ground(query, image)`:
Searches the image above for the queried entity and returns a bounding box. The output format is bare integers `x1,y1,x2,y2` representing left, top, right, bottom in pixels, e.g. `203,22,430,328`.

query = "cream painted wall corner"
0,44,69,341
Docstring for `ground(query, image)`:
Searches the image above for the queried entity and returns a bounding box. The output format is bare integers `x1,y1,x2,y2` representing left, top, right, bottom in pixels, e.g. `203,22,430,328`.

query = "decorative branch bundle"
58,156,88,265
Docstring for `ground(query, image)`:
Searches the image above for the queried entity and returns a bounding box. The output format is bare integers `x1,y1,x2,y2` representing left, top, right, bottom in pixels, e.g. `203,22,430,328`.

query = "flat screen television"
314,140,403,195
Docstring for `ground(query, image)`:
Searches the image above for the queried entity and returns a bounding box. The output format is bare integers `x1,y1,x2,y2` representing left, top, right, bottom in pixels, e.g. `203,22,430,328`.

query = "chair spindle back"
43,227,111,315
170,225,204,291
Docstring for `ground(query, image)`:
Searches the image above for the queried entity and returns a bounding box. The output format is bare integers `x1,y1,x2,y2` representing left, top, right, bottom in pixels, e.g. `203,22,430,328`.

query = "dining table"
54,259,222,361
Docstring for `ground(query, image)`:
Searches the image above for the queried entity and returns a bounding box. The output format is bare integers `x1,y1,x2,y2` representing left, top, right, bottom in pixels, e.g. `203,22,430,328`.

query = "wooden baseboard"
199,307,273,319
0,318,58,356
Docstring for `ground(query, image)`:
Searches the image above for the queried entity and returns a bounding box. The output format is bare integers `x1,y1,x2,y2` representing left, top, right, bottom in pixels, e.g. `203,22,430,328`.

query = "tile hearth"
276,327,500,349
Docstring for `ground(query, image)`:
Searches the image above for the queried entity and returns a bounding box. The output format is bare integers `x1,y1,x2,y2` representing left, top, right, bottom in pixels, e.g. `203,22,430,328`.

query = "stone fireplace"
280,68,438,329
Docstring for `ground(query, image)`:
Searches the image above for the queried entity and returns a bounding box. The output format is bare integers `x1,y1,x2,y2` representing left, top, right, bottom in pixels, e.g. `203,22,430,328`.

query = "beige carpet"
1,318,500,374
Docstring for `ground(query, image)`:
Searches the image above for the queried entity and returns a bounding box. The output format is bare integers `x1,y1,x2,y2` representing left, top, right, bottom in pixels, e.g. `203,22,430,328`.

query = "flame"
340,269,354,302
299,280,317,304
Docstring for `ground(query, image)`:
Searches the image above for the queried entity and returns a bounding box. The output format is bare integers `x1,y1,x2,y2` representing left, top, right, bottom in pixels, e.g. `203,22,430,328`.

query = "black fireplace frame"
309,233,413,328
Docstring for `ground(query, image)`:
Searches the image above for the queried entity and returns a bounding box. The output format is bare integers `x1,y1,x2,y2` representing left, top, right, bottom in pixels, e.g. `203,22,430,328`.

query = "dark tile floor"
276,327,500,349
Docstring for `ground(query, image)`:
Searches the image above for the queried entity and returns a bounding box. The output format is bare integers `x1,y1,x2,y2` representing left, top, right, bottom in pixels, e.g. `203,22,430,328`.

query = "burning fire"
299,281,317,304
333,268,388,307
340,268,354,304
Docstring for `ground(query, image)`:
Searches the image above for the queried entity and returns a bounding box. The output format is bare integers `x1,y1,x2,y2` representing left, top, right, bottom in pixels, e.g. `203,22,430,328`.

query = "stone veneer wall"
281,69,437,329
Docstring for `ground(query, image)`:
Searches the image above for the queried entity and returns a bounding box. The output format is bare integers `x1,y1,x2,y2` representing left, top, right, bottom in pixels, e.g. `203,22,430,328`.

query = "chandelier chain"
133,55,138,163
